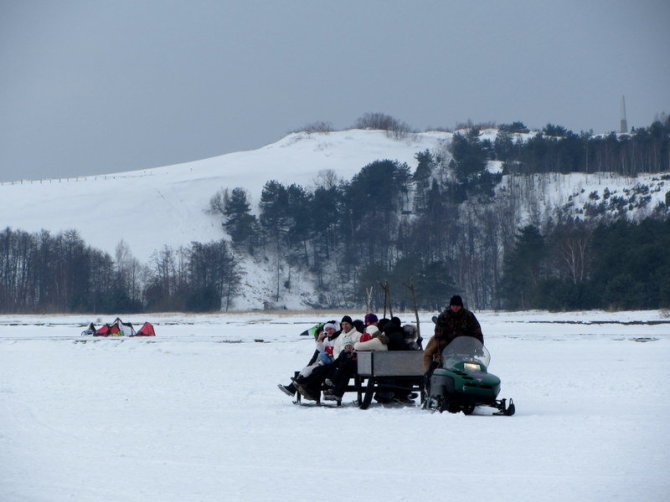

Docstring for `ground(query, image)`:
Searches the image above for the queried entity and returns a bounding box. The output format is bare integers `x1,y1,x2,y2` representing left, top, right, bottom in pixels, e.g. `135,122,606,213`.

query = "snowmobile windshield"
441,336,491,369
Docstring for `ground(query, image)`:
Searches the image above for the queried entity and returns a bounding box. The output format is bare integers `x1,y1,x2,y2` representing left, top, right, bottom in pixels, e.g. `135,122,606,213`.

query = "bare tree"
115,240,143,304
551,223,591,284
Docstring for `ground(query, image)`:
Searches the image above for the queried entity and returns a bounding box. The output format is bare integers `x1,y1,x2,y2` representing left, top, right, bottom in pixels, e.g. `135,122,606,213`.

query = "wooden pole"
405,278,422,349
380,280,391,318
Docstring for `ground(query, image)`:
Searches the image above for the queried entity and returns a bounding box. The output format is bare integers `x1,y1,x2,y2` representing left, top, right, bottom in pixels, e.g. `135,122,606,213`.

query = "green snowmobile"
425,336,515,416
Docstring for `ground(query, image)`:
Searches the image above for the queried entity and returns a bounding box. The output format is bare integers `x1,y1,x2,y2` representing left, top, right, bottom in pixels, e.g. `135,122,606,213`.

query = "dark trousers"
298,363,332,394
329,352,357,397
299,351,356,396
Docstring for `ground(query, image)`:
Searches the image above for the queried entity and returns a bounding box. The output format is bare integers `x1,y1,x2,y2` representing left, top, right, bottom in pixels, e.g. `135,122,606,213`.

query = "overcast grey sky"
1,0,668,182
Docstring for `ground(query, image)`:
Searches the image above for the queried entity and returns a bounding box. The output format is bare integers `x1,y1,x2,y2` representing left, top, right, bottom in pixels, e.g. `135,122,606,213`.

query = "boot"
277,383,295,397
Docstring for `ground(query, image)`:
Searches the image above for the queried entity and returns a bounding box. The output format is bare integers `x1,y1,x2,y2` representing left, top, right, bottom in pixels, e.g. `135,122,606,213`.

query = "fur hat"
402,324,420,350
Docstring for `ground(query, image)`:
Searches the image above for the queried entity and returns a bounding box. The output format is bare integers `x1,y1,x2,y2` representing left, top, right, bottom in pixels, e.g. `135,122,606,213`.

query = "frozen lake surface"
1,310,669,502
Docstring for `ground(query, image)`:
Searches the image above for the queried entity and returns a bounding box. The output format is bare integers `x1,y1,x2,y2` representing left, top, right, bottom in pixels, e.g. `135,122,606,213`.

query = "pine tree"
285,184,312,262
500,226,545,309
187,240,239,312
413,150,436,213
449,129,499,200
223,187,258,251
259,181,292,300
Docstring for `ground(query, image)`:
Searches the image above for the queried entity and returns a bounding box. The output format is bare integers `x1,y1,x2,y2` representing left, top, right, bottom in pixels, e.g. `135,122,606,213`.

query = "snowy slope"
497,171,669,227
1,310,669,502
1,130,450,263
2,128,669,310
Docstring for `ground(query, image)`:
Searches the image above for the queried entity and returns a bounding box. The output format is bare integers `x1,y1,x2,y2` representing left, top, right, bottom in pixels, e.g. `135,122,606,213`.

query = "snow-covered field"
2,310,669,502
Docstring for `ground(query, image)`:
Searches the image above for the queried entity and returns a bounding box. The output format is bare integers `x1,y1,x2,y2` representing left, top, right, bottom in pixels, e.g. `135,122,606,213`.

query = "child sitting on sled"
296,322,338,378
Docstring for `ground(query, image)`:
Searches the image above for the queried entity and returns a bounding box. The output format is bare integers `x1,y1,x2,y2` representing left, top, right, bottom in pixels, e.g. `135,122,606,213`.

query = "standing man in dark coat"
423,295,483,371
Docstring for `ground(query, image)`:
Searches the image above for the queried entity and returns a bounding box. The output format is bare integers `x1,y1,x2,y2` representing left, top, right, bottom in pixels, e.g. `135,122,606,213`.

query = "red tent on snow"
135,322,156,336
94,318,135,337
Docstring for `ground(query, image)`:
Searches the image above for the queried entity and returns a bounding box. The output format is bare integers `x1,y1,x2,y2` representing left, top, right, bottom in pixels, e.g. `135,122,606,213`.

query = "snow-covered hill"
1,130,450,262
497,171,670,225
3,128,669,309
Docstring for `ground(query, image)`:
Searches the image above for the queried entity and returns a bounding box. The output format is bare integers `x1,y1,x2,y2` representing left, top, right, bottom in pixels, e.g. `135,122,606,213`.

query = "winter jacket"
299,335,335,377
354,337,388,351
354,326,388,351
333,327,362,359
423,308,483,371
384,318,410,351
315,338,335,358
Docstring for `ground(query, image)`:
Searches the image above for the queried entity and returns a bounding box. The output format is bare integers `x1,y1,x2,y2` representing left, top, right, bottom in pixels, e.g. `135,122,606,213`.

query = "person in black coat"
375,316,416,403
423,295,483,372
384,317,411,351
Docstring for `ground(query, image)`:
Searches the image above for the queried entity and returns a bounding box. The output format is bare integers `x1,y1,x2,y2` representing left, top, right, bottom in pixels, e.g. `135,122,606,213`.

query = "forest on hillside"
205,115,670,311
1,115,669,313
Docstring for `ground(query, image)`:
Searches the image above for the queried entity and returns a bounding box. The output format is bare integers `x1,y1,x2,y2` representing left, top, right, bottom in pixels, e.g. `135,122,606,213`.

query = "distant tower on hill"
620,96,628,133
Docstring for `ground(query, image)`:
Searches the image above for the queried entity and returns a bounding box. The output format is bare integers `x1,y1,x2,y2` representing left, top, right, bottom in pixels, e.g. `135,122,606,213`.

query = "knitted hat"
341,315,353,325
364,313,378,324
449,295,464,307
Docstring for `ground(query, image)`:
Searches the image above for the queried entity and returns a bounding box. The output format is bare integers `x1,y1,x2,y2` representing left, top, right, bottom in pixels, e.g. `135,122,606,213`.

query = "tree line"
501,218,670,310
0,228,240,313
496,115,670,176
208,115,670,311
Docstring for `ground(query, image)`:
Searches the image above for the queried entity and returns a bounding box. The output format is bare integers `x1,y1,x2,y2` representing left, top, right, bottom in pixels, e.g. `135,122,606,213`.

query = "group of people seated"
278,313,421,404
277,295,483,406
